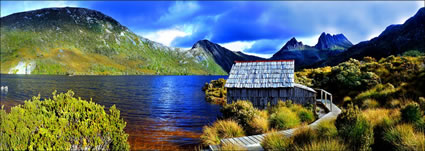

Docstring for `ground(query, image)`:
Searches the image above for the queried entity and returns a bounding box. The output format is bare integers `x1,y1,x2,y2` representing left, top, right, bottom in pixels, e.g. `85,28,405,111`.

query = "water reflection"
0,74,226,150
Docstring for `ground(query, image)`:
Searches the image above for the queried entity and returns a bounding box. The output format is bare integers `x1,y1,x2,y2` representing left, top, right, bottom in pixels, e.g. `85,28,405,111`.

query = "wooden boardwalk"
209,99,341,151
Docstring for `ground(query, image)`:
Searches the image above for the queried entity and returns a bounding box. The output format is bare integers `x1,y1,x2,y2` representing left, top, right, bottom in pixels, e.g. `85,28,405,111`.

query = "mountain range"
193,32,353,73
1,7,424,75
312,7,425,67
0,7,226,75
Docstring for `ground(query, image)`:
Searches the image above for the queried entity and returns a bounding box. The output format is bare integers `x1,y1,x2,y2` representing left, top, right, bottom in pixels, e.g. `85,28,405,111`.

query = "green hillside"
0,7,226,75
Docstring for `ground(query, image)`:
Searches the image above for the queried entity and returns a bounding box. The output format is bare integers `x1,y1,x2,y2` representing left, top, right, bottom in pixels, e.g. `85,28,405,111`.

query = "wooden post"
330,95,333,111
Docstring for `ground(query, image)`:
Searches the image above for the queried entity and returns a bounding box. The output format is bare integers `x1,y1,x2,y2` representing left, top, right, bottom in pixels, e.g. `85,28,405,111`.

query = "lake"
0,74,226,150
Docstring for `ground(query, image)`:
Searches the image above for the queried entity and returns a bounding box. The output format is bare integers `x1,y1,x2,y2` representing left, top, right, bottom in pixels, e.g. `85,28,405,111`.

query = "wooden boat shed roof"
224,60,315,93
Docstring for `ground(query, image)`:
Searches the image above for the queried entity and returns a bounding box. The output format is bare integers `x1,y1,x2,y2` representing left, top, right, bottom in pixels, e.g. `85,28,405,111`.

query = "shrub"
270,107,300,130
316,119,338,138
291,126,317,146
220,143,246,151
419,97,425,111
293,139,347,151
361,99,380,109
296,107,315,123
401,103,423,123
387,99,401,108
383,124,425,150
221,101,258,127
0,90,129,150
200,120,245,145
261,130,292,151
336,104,374,151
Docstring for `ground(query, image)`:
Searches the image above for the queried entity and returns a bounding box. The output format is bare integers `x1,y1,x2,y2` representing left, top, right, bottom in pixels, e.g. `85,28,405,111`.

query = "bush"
361,99,380,109
401,103,423,123
316,119,338,138
296,107,315,123
291,126,317,146
293,139,347,151
270,107,300,130
0,90,129,150
261,130,292,151
336,104,374,151
221,101,258,128
383,124,425,150
200,120,245,145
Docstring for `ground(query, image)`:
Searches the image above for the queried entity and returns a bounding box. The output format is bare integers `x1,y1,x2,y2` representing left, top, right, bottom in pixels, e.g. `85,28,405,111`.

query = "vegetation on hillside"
0,90,130,150
0,8,227,75
295,55,425,105
200,100,315,146
203,55,425,150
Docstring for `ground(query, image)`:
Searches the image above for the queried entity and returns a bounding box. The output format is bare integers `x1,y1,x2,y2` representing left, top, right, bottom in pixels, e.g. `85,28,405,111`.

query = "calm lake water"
0,74,226,150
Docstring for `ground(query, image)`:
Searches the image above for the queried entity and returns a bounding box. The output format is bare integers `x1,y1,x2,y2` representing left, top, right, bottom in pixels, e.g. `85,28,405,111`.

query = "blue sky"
1,1,423,58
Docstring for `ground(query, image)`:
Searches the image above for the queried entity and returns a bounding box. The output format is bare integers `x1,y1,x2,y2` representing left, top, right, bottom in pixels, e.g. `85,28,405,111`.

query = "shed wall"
227,87,316,108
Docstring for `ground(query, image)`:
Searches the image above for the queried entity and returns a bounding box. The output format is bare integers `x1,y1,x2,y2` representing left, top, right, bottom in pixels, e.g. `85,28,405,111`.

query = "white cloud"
1,1,80,17
242,52,273,59
297,34,321,46
219,41,255,52
141,28,191,46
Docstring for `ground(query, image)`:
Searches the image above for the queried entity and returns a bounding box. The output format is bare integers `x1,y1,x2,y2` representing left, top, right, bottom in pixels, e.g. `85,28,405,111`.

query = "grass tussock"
200,120,245,146
316,119,338,138
261,130,292,151
362,108,400,127
293,139,347,151
383,124,425,151
220,143,247,151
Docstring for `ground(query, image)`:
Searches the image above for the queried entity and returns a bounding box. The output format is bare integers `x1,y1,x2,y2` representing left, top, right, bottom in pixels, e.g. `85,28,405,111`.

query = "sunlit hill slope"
0,7,226,75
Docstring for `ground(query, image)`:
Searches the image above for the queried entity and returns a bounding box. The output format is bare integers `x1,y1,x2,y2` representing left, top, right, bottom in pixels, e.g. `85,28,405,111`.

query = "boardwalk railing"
209,96,341,151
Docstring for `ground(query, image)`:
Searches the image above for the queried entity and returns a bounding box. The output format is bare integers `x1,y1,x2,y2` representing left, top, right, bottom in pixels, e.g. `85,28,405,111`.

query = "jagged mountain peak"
315,32,353,50
280,37,304,51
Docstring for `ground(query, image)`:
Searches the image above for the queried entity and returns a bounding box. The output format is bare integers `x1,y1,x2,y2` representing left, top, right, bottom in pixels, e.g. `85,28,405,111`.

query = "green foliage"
354,83,399,107
200,120,245,146
295,107,315,123
270,107,301,130
0,90,129,150
295,56,425,104
402,50,425,57
261,131,292,151
401,103,423,123
220,100,258,128
336,104,374,151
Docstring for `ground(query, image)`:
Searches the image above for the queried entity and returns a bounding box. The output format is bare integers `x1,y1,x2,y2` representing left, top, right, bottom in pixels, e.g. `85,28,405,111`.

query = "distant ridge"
313,7,425,67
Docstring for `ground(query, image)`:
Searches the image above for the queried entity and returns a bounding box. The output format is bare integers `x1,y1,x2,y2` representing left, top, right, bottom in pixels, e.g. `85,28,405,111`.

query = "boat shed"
224,60,316,108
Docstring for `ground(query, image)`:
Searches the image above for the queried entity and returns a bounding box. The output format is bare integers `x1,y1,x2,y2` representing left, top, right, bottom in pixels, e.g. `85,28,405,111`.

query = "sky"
1,1,423,58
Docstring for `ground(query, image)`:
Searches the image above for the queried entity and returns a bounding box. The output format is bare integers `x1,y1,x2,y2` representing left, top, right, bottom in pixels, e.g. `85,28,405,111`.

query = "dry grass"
261,130,292,150
384,124,425,150
200,120,245,146
220,143,247,151
293,138,347,151
362,108,400,126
